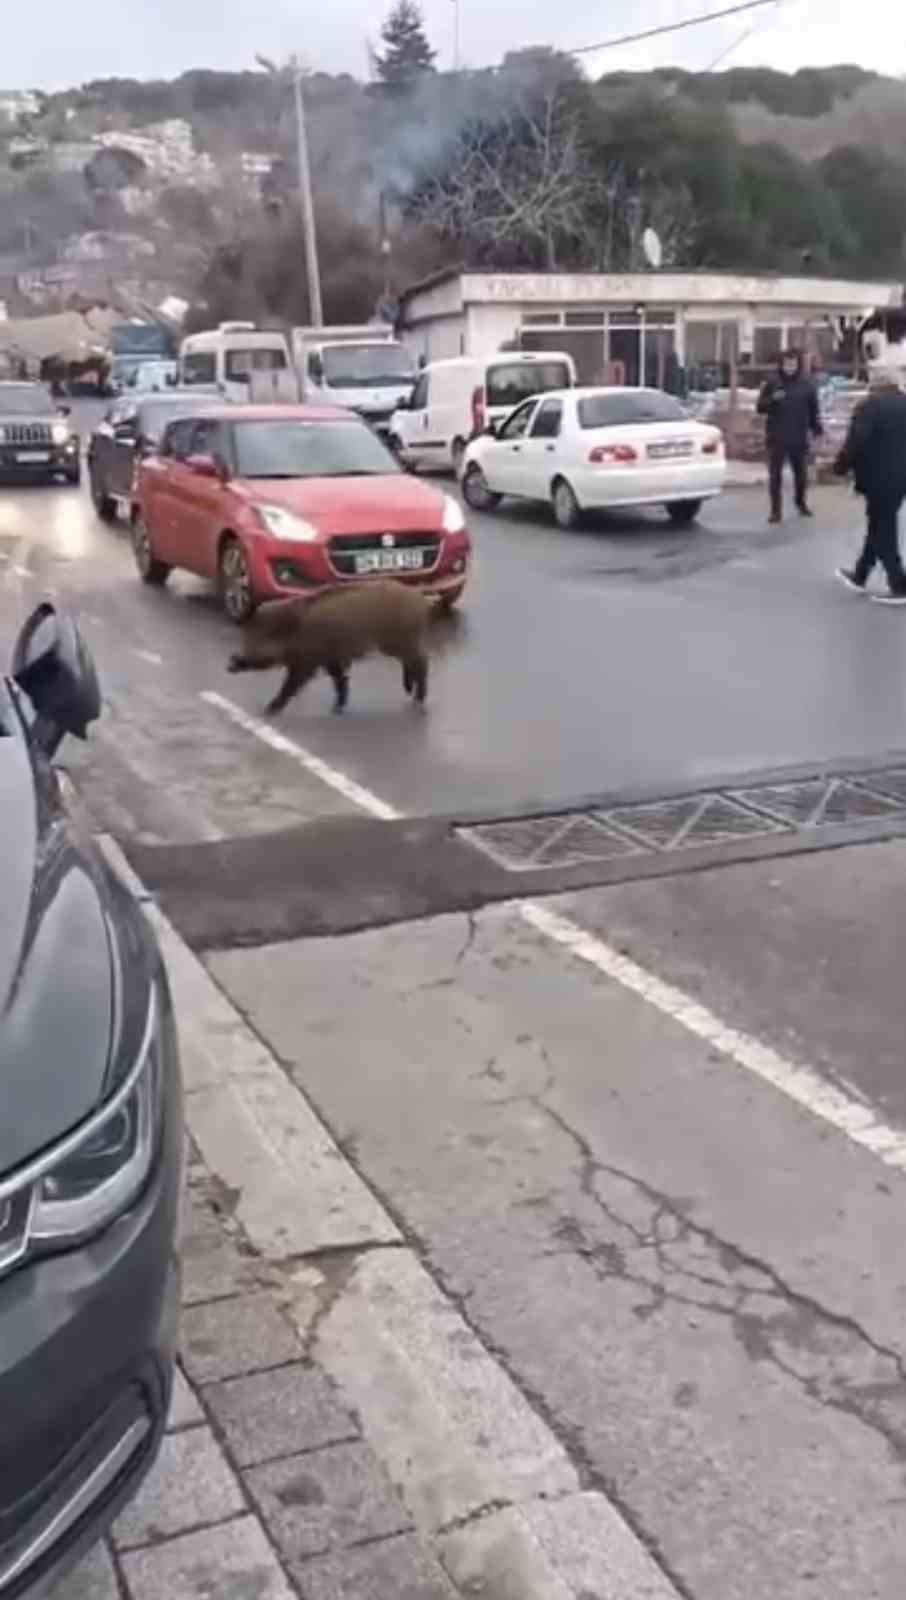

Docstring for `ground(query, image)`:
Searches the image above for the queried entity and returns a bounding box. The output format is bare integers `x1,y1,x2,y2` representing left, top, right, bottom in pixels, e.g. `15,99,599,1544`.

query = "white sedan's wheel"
462,463,502,512
552,478,582,530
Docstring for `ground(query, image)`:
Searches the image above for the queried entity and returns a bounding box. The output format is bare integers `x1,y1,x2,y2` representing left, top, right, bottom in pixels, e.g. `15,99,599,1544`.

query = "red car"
132,404,472,621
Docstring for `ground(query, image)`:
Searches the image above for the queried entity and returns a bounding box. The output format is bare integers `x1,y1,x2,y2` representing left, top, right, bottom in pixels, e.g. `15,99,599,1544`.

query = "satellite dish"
642,228,663,270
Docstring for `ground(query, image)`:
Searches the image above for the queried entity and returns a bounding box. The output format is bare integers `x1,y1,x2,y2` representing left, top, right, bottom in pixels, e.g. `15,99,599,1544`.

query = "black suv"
87,391,217,522
0,384,80,486
0,605,183,1596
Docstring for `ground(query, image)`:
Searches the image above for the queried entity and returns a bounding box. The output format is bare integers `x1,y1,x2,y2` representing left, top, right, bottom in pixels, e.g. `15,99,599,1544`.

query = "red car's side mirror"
186,454,227,481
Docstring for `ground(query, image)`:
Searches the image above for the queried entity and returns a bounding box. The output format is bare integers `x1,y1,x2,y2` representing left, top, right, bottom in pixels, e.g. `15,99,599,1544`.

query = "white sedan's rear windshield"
577,392,688,428
486,362,570,409
234,420,399,479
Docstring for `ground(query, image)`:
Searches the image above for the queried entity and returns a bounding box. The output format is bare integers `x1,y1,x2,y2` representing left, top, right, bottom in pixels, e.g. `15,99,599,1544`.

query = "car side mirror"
11,602,101,758
186,453,227,481
484,422,498,437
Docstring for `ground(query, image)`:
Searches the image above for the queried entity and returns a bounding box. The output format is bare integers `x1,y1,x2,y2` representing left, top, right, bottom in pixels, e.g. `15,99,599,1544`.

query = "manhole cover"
733,778,906,828
601,793,785,852
458,814,642,871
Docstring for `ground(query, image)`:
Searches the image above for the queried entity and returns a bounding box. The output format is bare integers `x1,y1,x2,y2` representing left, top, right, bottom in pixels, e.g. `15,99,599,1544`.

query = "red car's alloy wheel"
219,537,256,623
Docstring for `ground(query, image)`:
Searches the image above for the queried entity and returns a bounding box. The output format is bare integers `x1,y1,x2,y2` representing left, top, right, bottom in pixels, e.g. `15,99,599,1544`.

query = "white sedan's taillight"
588,443,638,465
701,431,723,455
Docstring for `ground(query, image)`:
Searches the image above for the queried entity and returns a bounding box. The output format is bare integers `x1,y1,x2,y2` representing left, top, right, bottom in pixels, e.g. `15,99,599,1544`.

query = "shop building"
398,270,903,388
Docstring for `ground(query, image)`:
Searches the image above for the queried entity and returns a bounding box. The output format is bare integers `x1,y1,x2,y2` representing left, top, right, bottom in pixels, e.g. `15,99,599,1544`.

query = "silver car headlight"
0,988,163,1266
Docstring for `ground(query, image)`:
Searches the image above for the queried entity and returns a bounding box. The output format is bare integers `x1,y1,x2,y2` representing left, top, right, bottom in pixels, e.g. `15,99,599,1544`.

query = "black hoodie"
757,355,822,450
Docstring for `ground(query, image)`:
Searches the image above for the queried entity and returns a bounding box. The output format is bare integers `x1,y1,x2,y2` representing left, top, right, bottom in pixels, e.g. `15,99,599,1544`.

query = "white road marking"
201,690,402,822
202,693,906,1171
133,648,163,666
519,900,906,1171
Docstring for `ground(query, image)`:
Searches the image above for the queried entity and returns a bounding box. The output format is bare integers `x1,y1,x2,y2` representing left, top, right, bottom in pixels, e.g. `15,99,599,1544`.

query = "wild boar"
227,581,433,714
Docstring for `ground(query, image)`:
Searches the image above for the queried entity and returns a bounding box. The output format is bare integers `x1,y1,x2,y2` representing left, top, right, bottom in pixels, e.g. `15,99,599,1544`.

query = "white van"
389,351,577,475
178,323,292,403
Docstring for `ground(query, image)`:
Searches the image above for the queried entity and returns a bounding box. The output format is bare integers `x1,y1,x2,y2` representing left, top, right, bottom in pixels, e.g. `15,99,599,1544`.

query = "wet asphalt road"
6,424,906,1600
2,432,904,827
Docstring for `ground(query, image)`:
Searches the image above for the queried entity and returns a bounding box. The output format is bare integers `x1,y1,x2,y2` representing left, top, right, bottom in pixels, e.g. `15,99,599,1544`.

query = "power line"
570,0,780,58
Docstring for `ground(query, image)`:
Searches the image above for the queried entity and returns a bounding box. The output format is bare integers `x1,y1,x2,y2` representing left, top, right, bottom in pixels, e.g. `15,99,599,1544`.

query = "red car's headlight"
441,495,466,534
258,504,320,543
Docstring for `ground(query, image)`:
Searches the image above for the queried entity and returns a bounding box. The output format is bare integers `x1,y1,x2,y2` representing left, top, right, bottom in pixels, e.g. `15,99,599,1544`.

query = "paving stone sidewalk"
62,1147,458,1600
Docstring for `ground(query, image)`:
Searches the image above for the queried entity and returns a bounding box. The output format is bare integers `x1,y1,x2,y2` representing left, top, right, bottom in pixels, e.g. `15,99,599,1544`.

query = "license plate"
354,549,423,574
17,451,50,463
647,440,693,460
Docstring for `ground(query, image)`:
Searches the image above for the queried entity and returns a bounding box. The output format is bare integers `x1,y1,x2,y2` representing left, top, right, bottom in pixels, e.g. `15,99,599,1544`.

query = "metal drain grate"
854,767,906,806
456,767,906,875
733,777,906,828
601,793,785,852
460,813,643,872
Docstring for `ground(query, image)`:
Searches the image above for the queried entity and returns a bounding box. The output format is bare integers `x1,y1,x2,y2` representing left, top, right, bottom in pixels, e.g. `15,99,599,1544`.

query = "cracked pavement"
211,902,906,1600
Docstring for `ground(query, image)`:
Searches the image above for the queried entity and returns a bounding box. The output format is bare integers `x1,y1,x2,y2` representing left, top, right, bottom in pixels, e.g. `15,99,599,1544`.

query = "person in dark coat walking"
757,350,823,523
833,367,906,604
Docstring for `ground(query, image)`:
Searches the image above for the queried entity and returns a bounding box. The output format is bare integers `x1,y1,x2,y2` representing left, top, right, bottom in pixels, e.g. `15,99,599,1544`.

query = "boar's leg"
326,661,350,713
265,663,314,716
405,653,429,705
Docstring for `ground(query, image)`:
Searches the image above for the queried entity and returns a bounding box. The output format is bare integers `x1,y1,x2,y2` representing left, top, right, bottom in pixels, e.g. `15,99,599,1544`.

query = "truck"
287,325,416,434
109,320,173,392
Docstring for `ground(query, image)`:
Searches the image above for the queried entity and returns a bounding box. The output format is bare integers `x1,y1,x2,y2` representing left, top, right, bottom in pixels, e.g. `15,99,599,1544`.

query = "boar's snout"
227,652,249,673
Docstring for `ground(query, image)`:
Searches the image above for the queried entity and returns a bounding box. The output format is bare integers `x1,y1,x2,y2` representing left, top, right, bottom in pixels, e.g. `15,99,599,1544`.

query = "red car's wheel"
218,536,256,623
132,513,171,586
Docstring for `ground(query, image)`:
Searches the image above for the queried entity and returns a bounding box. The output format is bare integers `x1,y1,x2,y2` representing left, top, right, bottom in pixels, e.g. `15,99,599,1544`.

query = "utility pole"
257,53,323,327
290,59,323,327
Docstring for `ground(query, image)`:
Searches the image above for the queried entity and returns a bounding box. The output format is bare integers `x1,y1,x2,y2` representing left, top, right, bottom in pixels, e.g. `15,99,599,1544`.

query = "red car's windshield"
234,419,400,480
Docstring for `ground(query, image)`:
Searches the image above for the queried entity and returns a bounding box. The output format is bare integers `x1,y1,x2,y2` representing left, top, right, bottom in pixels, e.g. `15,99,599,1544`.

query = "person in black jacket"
833,368,906,603
757,350,823,523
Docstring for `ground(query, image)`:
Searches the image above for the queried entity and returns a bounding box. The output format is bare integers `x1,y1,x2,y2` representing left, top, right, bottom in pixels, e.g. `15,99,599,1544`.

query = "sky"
3,0,903,93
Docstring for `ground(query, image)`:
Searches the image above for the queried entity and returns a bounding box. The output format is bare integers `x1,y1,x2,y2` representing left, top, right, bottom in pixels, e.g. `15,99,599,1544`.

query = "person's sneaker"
835,567,866,594
870,585,906,605
768,511,782,524
798,504,814,518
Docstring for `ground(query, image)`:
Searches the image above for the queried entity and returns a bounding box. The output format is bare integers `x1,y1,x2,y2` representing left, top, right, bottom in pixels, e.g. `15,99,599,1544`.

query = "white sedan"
461,386,727,528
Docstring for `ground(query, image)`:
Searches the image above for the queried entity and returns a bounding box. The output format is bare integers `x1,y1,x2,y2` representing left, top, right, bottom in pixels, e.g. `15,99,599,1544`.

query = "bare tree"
412,88,592,270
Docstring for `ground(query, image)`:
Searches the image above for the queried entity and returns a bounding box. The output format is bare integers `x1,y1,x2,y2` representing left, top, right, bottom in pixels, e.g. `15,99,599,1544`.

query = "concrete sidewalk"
63,841,682,1600
64,832,906,1600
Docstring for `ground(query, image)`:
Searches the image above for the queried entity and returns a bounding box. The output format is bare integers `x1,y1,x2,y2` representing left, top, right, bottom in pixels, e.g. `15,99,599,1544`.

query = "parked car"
0,383,81,487
0,603,182,1596
461,386,727,528
389,352,576,477
87,392,223,522
132,404,472,621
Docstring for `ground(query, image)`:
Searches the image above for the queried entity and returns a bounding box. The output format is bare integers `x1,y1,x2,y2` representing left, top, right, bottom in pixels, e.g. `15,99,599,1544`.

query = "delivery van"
389,351,577,475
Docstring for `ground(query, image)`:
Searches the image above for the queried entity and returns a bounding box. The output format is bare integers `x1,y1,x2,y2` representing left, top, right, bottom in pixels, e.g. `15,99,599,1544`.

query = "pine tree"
376,0,436,88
